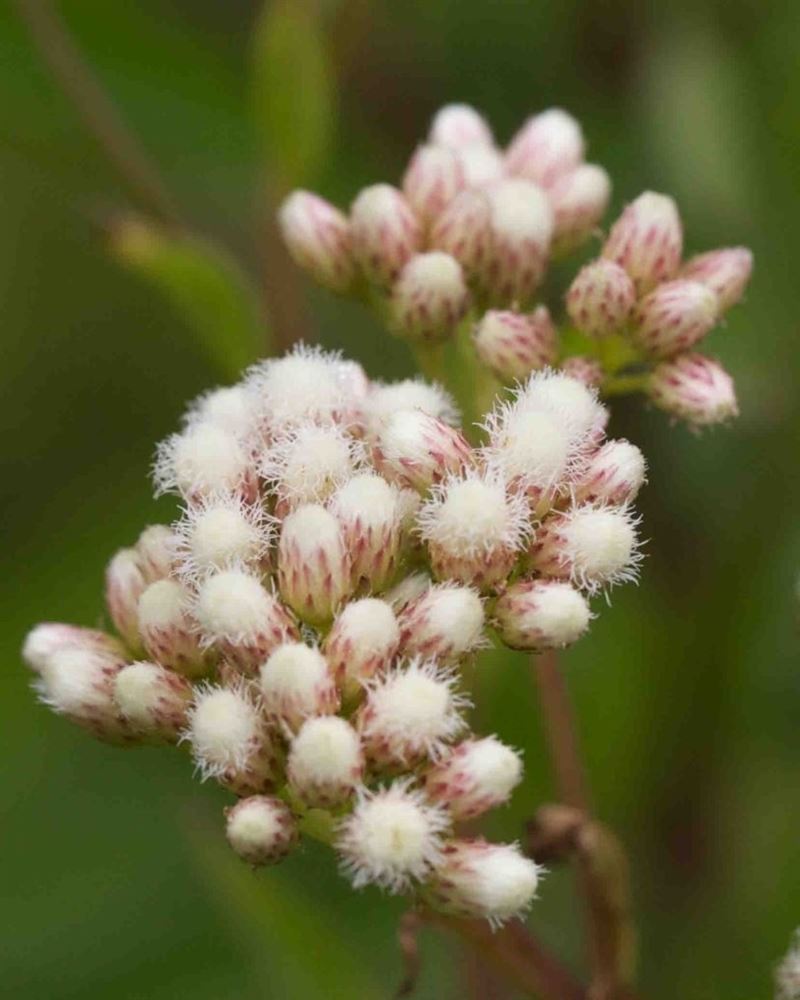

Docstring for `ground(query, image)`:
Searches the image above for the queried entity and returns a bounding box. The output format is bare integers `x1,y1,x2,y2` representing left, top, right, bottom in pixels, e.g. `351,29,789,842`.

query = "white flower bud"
113,660,192,742
648,352,738,428
559,355,604,387
225,795,298,866
384,572,432,613
680,247,753,314
454,144,505,187
366,379,459,434
105,548,147,651
515,369,608,443
424,839,542,926
329,474,403,592
531,504,642,593
632,279,719,358
258,642,339,730
153,422,257,504
193,569,298,674
401,145,465,227
418,470,530,590
263,422,362,515
391,252,470,343
565,259,636,338
482,179,554,304
185,682,275,796
574,439,647,506
425,736,523,820
23,623,125,674
602,191,683,296
133,526,177,584
287,716,364,807
430,189,492,281
277,504,352,624
493,579,592,651
398,583,485,662
372,409,472,492
278,190,355,294
137,579,210,677
549,163,611,256
429,103,493,150
505,108,585,188
184,384,261,443
350,184,421,288
473,307,557,382
174,495,271,579
358,658,469,769
336,780,450,892
323,598,400,690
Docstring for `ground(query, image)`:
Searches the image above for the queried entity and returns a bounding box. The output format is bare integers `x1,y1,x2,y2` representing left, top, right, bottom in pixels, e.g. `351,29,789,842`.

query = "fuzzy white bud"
402,145,465,227
264,422,362,515
323,598,400,691
425,737,523,820
566,259,636,338
153,423,256,504
184,384,260,443
174,495,271,579
287,716,364,807
225,796,298,866
473,307,557,382
258,642,339,730
515,369,608,443
505,109,585,188
574,439,647,506
429,104,493,150
350,184,421,288
602,191,683,296
135,524,177,582
549,163,611,256
680,247,753,314
391,252,470,343
493,579,592,650
23,623,125,674
137,579,210,677
277,504,352,624
384,572,432,613
366,379,459,434
113,660,192,742
398,583,485,662
481,179,554,304
329,474,403,592
278,190,355,294
372,409,472,492
648,352,738,428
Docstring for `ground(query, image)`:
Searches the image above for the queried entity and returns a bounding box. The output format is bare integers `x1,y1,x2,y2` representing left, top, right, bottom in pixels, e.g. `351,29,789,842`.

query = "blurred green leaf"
110,217,266,380
251,0,335,189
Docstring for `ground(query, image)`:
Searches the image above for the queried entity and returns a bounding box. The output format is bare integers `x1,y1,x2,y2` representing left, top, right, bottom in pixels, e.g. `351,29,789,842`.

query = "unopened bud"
493,579,592,650
481,179,554,304
264,422,362,516
329,474,403,592
454,144,505,187
506,109,584,187
105,548,147,651
153,423,257,504
549,163,611,256
473,307,557,382
398,583,485,662
429,103,493,150
225,795,298,866
565,259,636,338
113,660,192,742
323,598,400,690
402,145,465,227
174,495,271,579
574,439,647,506
287,716,364,807
385,572,432,613
515,369,608,442
137,579,211,677
258,642,339,730
135,525,177,582
350,184,421,288
648,352,738,428
425,736,523,820
632,279,718,358
277,504,352,624
372,409,472,492
366,379,459,434
391,252,470,343
602,191,683,295
680,247,753,313
23,623,125,674
559,355,604,387
430,189,492,281
278,190,355,294
185,384,259,442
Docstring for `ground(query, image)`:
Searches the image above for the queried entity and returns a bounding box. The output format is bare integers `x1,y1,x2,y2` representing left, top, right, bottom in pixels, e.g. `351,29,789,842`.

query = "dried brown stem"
395,909,422,998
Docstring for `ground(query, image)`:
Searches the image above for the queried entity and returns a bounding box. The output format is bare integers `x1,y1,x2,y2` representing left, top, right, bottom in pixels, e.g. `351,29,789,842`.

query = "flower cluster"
23,341,644,924
279,103,751,428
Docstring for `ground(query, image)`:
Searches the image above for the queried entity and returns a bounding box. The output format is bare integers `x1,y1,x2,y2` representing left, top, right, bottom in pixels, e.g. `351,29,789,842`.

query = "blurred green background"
2,1,799,998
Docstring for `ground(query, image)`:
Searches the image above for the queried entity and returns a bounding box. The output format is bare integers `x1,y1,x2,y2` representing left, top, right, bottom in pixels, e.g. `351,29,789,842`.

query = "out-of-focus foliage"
1,1,798,998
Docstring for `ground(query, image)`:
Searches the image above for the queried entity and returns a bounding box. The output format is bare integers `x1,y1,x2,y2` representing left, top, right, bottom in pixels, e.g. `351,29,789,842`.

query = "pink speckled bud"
258,642,339,730
350,184,421,288
113,660,192,743
494,579,591,651
323,598,400,690
481,179,554,305
559,355,604,388
135,524,177,582
372,410,472,492
105,548,147,652
137,579,212,677
287,716,364,808
429,189,492,282
225,796,298,866
549,163,611,257
391,252,470,343
648,353,738,428
278,191,355,294
22,623,126,674
278,504,352,625
429,103,494,150
425,736,523,820
398,583,485,663
566,259,636,338
505,109,585,188
632,279,719,358
680,247,753,313
574,439,647,506
402,145,465,227
473,306,557,382
602,191,683,296
329,474,403,593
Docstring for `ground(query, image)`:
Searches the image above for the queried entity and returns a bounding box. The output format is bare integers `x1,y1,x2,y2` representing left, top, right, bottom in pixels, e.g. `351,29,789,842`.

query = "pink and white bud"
135,525,177,582
429,103,493,150
137,579,210,677
473,307,557,382
277,504,352,625
23,623,125,674
429,189,492,281
263,422,362,515
385,572,432,614
366,379,459,434
287,716,364,808
372,409,472,492
398,583,485,662
506,109,585,187
632,279,719,358
549,163,611,256
329,474,403,592
648,352,738,428
530,504,642,594
515,369,608,443
401,145,465,227
493,579,592,651
225,795,298,866
418,470,530,590
258,642,338,730
336,779,450,892
424,839,542,926
323,597,400,690
391,252,470,343
574,439,647,506
680,247,753,313
153,423,257,504
184,384,260,443
174,495,271,579
481,179,554,304
193,568,298,674
185,682,275,796
565,259,636,338
113,660,192,742
350,184,421,288
425,736,523,820
358,658,469,769
105,548,146,651
278,190,355,294
454,144,505,187
602,191,683,296
559,355,604,388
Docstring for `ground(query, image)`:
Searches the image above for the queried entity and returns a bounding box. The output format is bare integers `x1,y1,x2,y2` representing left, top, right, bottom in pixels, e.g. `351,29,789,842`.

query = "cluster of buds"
23,342,646,924
279,103,751,429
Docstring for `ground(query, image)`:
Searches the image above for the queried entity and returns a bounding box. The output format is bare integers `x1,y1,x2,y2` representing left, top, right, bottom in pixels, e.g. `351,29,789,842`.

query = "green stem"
601,373,650,397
